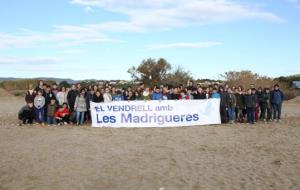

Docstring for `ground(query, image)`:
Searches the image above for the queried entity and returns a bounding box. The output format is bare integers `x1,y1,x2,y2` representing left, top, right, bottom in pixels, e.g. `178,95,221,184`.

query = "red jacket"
55,108,69,118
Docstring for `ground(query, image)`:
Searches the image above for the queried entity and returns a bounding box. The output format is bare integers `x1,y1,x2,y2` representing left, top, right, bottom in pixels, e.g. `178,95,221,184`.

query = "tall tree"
128,58,171,86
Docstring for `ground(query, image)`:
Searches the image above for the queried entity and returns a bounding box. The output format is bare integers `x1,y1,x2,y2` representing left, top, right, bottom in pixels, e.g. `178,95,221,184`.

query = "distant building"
292,81,300,89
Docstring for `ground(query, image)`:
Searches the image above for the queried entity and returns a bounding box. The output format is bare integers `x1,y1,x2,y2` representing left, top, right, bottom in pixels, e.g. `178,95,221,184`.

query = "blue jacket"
112,94,124,101
152,92,163,100
210,92,220,99
271,90,284,104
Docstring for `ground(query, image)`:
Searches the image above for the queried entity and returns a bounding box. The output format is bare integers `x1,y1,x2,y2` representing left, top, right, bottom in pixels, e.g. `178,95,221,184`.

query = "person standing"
271,84,284,122
56,86,68,106
257,87,264,120
228,87,237,124
103,87,112,102
74,89,87,125
261,88,272,121
244,89,256,124
235,87,245,123
67,84,79,112
47,98,57,125
34,90,46,124
219,87,230,124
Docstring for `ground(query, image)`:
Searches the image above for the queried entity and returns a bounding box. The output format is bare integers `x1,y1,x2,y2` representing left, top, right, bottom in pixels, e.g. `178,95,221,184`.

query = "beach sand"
0,94,300,190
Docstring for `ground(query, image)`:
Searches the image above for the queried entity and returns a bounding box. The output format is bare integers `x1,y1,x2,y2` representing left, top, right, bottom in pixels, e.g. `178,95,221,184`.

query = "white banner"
90,99,221,128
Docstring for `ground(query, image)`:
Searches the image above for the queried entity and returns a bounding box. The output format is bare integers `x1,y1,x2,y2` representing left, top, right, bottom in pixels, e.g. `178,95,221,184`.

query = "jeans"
228,106,236,121
272,103,282,120
35,108,45,123
246,107,255,124
76,111,85,125
47,116,56,125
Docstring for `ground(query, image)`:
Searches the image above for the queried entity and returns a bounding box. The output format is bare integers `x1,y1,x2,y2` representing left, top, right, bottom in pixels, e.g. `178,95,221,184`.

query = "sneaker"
277,119,281,123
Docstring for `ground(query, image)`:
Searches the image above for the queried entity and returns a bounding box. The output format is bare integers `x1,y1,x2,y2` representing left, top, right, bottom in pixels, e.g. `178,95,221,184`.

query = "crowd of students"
18,80,285,126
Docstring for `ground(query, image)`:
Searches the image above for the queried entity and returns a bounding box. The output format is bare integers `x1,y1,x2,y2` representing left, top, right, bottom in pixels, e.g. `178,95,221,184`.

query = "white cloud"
0,0,283,50
146,41,222,50
71,0,284,28
0,56,61,65
0,27,121,50
84,6,94,13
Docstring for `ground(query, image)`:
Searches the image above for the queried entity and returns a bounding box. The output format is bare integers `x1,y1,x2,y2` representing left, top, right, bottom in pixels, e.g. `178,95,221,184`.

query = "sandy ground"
0,96,300,190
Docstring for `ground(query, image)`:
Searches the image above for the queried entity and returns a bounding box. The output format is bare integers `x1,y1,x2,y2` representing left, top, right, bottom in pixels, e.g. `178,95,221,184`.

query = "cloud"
71,0,284,28
0,27,121,50
84,6,94,13
0,56,61,65
0,0,283,50
146,41,222,50
286,0,300,6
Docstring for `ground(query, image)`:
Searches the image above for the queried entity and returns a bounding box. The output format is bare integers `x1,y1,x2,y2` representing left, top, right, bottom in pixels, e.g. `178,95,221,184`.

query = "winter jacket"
55,108,70,118
74,96,87,112
34,95,45,109
47,104,57,117
210,92,220,99
44,91,57,106
228,93,237,107
194,93,206,100
262,91,271,108
92,94,104,103
235,93,245,109
25,90,36,103
103,93,112,102
257,91,264,104
244,94,256,108
18,105,35,120
56,91,67,106
170,93,180,100
112,94,124,101
151,92,163,100
67,90,79,106
220,92,230,107
271,90,284,104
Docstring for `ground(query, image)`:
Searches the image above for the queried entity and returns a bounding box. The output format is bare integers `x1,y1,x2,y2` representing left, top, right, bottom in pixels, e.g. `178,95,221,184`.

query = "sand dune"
0,95,300,190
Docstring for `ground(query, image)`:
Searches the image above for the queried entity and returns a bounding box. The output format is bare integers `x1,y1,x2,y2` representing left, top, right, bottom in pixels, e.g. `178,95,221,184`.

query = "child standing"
74,89,87,125
47,98,57,125
34,90,45,124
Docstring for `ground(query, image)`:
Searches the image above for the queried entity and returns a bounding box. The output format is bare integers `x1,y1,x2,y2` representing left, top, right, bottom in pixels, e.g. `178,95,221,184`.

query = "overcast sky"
0,0,300,80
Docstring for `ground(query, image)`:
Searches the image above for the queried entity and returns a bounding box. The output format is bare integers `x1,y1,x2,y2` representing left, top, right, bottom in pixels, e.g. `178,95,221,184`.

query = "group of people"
18,80,284,126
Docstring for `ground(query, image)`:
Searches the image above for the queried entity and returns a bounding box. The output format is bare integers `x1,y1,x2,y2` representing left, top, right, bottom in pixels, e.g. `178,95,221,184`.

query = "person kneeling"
55,103,70,125
18,102,35,126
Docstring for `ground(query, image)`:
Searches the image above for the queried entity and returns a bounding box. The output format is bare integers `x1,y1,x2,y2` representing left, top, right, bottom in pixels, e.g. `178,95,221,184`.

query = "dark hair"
274,84,279,87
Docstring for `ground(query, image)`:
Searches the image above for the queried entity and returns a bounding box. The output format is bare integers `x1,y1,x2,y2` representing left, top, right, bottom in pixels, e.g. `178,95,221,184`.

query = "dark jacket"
44,91,57,106
244,94,256,108
220,92,230,107
18,105,35,120
25,91,36,103
271,90,284,104
170,93,180,100
257,91,264,104
47,104,57,117
235,93,245,109
194,92,206,100
85,92,94,110
92,94,104,103
228,93,237,107
67,90,79,106
262,91,271,108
